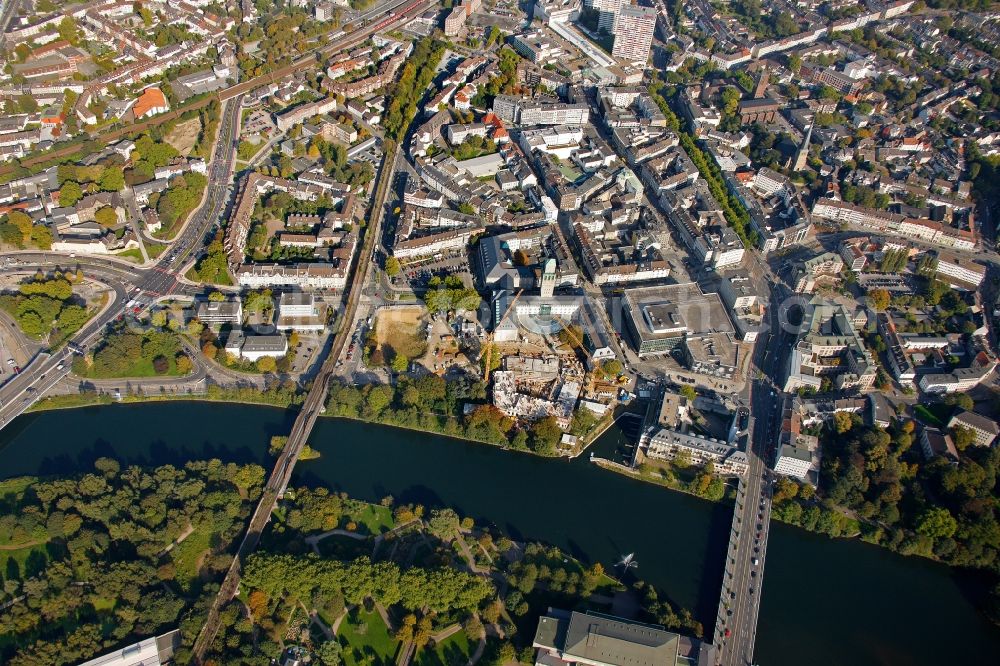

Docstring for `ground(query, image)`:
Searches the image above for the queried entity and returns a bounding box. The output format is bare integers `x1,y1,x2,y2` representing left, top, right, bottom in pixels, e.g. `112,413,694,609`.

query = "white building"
935,252,986,289
196,299,243,325
276,292,325,331
644,427,749,476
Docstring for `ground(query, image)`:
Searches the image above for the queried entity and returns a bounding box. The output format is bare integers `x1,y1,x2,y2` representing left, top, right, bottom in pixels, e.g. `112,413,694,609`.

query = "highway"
0,267,128,428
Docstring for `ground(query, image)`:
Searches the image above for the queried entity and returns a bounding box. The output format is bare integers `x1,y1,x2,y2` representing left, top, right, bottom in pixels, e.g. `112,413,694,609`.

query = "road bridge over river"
712,273,792,666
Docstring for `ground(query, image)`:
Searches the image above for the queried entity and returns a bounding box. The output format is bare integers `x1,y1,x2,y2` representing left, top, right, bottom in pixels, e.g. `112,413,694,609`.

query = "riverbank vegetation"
769,413,1000,619
0,273,95,346
326,376,600,456
0,459,265,665
28,383,305,414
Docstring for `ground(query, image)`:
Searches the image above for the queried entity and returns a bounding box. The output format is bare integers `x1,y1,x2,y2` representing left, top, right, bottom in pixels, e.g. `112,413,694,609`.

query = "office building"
196,299,243,325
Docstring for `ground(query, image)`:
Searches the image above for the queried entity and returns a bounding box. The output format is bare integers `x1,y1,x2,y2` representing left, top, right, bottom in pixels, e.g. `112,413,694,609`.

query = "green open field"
338,608,400,666
170,525,212,591
415,629,472,666
914,403,954,427
343,500,395,535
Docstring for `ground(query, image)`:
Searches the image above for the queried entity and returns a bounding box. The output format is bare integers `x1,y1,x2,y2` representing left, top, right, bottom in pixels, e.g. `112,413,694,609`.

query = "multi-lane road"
714,269,791,665
0,264,128,427
0,96,244,424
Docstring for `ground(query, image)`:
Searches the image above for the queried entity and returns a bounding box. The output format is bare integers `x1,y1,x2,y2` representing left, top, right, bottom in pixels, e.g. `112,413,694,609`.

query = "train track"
187,6,431,658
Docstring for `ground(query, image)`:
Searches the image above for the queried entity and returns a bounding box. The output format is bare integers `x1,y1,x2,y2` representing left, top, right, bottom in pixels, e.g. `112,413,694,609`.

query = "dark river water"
1,402,998,665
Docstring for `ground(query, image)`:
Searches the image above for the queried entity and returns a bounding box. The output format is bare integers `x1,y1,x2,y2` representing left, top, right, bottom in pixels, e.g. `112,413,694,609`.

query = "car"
751,570,757,577
756,523,763,530
6,359,13,366
730,591,736,600
13,366,20,374
752,557,760,566
753,546,760,553
749,587,754,595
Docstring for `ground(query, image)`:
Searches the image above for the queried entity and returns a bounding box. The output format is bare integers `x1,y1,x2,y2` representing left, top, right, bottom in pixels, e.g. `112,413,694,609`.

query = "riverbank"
24,391,997,596
592,456,734,504
28,384,303,413
1,402,998,665
30,380,613,459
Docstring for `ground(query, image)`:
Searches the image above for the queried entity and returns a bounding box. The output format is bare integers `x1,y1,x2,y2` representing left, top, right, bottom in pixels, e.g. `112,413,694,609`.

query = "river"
1,402,998,665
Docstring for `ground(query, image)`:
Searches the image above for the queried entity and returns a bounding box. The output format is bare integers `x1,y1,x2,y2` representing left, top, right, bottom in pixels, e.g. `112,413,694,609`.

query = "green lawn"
0,543,49,580
170,525,212,591
914,403,954,427
342,501,395,535
78,356,180,378
146,243,168,258
415,629,472,666
113,248,145,262
91,596,116,611
338,608,400,666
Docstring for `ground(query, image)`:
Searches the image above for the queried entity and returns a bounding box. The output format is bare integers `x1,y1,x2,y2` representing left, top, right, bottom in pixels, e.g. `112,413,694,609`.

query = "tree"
59,181,83,207
391,353,409,374
385,256,401,278
944,392,975,412
57,16,81,44
256,356,277,373
529,416,562,455
915,507,957,539
601,359,622,378
679,385,696,401
202,342,218,359
100,168,125,192
833,411,854,434
867,288,890,312
315,640,342,666
951,425,977,451
175,354,192,374
94,206,119,228
426,508,460,540
208,291,226,302
152,355,169,374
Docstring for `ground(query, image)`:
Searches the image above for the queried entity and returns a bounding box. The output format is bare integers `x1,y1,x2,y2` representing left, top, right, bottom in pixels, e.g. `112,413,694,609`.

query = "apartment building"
934,252,986,289
784,298,877,393
196,299,243,325
644,427,749,476
611,4,656,63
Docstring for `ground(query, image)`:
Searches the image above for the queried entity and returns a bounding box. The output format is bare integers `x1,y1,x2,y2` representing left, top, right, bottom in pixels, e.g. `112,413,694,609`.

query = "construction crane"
482,289,522,383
